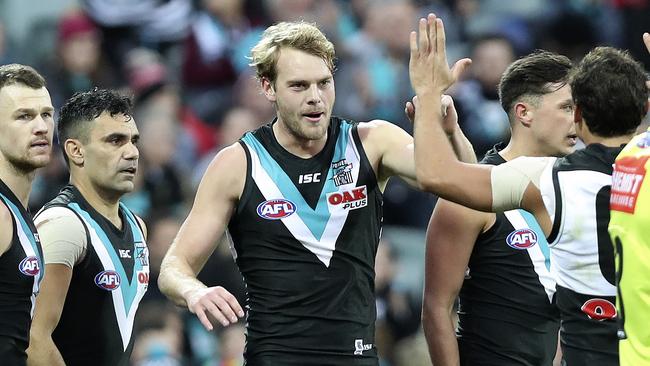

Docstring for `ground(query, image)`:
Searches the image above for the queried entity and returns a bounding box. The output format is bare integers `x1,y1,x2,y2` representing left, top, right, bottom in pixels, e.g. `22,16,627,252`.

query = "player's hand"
405,94,458,135
185,286,244,331
408,13,471,96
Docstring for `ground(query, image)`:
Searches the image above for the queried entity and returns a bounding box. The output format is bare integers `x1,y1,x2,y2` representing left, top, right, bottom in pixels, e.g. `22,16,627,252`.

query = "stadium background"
1,0,649,365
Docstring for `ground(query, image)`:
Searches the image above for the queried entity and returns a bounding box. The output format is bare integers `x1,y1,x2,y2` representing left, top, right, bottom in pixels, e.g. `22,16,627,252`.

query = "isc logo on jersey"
506,228,537,249
257,199,296,220
94,270,121,291
327,185,367,210
18,256,40,276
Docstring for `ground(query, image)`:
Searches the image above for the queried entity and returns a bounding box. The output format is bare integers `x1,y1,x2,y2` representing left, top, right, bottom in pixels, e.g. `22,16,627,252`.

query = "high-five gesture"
408,14,471,96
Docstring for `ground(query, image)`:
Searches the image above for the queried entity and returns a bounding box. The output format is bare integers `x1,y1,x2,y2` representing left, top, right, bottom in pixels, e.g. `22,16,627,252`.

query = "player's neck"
582,133,635,148
499,137,546,161
71,176,122,229
272,120,327,158
0,160,35,208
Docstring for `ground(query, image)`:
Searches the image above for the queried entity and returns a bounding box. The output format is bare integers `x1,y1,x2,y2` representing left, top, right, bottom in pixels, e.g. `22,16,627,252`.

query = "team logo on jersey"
581,298,617,321
94,270,121,291
135,242,148,266
331,159,354,186
505,228,538,249
18,256,40,276
256,199,296,220
327,185,367,211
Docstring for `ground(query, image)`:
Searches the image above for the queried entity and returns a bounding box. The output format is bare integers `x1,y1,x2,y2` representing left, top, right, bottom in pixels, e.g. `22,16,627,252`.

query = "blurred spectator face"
202,0,243,18
147,216,182,273
220,107,261,147
58,12,101,75
235,73,275,122
472,38,515,92
371,1,415,57
265,0,315,22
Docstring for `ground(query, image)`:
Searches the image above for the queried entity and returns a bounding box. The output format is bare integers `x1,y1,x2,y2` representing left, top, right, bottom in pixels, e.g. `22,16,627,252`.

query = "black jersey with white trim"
457,145,559,366
229,117,382,365
36,185,149,366
0,178,43,363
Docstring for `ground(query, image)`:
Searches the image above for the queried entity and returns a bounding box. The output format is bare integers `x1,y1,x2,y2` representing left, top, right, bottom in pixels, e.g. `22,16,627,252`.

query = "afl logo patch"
506,229,538,249
94,270,121,291
18,256,40,276
256,199,296,220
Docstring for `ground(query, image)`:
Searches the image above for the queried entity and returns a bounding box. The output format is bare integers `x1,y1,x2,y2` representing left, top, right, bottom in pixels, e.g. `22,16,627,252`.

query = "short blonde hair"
249,21,335,84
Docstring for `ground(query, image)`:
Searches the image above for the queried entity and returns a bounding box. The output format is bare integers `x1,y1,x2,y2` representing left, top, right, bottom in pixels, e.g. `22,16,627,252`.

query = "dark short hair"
499,50,573,121
57,88,133,164
0,63,46,91
570,47,648,137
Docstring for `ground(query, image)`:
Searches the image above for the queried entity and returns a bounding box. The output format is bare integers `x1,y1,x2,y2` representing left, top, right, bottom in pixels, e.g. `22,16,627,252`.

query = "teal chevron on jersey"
68,203,143,313
241,122,352,240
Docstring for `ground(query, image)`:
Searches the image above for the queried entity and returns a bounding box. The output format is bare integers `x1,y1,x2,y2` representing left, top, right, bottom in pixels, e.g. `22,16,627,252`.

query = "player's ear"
261,77,276,102
514,102,533,128
64,139,84,166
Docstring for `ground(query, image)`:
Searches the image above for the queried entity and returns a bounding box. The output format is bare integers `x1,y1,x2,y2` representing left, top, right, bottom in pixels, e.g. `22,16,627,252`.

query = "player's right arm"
158,143,246,331
422,199,492,366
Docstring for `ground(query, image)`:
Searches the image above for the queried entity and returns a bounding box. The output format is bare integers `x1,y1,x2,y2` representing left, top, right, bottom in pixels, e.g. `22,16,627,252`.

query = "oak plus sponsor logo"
610,156,647,213
505,228,538,249
327,185,367,211
330,159,354,186
94,270,121,291
256,199,296,220
18,256,40,276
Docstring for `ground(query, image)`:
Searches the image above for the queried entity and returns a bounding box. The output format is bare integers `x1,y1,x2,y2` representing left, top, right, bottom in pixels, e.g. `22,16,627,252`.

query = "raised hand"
186,286,245,331
408,13,471,96
405,94,459,135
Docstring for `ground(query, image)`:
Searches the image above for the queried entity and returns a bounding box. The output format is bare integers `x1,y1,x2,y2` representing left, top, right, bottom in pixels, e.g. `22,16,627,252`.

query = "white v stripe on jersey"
1,196,42,317
504,210,556,302
69,207,148,350
246,128,361,267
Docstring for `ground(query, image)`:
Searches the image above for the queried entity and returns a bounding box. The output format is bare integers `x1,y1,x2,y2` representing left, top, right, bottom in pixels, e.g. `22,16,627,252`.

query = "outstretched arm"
406,94,477,164
158,144,245,331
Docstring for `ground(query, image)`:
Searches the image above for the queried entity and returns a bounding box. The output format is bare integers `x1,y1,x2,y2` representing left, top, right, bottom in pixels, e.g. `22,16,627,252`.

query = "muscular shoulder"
36,207,87,267
357,119,409,157
0,201,14,256
198,143,247,200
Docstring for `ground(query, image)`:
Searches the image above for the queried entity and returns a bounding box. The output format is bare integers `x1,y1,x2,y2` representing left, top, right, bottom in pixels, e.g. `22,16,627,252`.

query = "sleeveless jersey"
457,145,558,366
538,144,622,365
0,179,43,363
35,185,149,366
608,128,650,366
229,117,382,365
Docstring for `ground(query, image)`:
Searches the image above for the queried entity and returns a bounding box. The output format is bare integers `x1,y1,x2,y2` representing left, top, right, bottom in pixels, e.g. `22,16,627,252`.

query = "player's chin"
28,155,51,169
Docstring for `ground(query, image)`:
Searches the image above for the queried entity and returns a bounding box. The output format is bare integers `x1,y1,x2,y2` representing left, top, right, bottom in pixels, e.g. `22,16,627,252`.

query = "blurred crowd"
1,0,649,365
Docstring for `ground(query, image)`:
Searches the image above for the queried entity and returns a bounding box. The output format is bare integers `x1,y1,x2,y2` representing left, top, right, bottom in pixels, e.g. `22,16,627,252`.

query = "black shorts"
556,285,619,366
0,335,27,366
458,315,560,366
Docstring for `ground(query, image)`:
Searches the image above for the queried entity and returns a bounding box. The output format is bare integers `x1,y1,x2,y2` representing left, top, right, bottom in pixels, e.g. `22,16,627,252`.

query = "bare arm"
27,264,71,366
158,144,245,331
406,94,477,164
423,200,492,366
